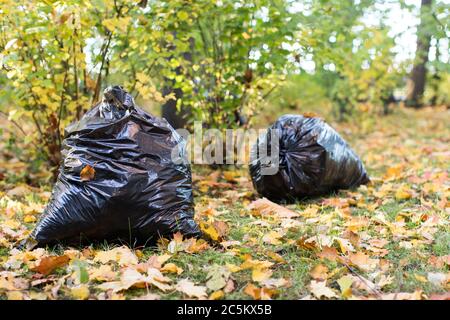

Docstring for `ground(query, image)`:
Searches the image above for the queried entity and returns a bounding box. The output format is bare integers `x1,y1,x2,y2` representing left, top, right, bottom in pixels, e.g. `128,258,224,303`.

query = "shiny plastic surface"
249,114,370,202
31,86,200,246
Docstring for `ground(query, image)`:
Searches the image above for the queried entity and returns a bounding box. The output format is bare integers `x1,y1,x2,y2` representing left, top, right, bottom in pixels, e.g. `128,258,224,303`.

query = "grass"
0,105,448,300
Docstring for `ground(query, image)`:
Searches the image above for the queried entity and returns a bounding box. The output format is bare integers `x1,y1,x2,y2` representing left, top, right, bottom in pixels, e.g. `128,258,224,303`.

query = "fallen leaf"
199,220,229,242
335,237,356,254
209,290,224,300
377,275,394,289
414,274,428,283
429,292,450,300
266,251,286,264
145,268,173,291
380,290,423,300
316,246,340,262
243,283,277,300
133,293,160,300
223,279,235,293
89,265,117,282
176,279,207,299
427,272,447,286
97,267,173,293
310,264,329,281
223,171,238,183
226,263,241,273
383,165,404,181
309,280,338,299
395,185,413,200
29,291,47,300
6,185,31,198
94,247,138,266
348,252,378,272
243,283,261,300
248,198,299,218
31,255,70,275
119,268,148,290
80,165,95,181
185,238,210,253
23,215,37,223
240,257,273,270
71,284,90,300
161,263,183,275
297,237,318,251
262,231,283,245
428,255,450,268
6,291,24,300
220,240,241,249
337,275,353,298
260,278,289,288
206,265,230,291
252,267,273,282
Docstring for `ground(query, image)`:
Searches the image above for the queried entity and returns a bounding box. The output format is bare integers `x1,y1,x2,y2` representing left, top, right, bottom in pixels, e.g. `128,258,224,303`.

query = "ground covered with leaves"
0,107,448,300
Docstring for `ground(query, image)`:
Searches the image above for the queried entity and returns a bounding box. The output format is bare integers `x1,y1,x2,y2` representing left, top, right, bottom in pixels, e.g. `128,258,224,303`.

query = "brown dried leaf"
310,264,329,281
31,255,70,275
248,198,299,218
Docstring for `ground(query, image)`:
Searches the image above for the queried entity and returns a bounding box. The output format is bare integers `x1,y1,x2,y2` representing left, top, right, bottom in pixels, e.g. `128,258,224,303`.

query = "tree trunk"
406,0,433,108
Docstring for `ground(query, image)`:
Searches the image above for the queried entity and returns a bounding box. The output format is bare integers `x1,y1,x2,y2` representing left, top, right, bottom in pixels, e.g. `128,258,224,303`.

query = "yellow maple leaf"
337,275,353,298
395,186,413,200
262,231,283,245
209,290,224,300
252,267,273,282
71,285,90,300
310,264,329,281
7,291,24,300
248,198,299,218
23,215,36,223
161,263,183,275
89,265,117,282
309,280,338,299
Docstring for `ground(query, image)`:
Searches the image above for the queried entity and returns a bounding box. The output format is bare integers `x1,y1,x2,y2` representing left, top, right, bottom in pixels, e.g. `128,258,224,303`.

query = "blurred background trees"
0,0,449,180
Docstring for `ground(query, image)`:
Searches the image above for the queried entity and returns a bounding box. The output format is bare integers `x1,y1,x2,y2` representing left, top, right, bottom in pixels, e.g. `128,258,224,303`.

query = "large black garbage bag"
30,86,200,247
249,114,370,202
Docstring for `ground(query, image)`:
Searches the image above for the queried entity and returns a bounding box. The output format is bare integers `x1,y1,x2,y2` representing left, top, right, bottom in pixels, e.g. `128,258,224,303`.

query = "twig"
262,84,279,100
92,32,112,104
57,65,69,145
341,260,383,299
0,111,27,136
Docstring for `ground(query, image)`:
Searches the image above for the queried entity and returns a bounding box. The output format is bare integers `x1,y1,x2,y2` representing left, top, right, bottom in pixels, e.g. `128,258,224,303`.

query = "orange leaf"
310,264,329,281
244,283,261,300
348,252,378,272
248,198,299,218
200,220,228,242
80,165,95,181
316,246,340,262
186,238,210,253
31,255,70,275
243,283,276,300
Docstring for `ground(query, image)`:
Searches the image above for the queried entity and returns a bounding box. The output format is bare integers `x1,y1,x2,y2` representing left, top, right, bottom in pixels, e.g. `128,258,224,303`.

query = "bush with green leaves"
0,0,301,175
142,0,301,129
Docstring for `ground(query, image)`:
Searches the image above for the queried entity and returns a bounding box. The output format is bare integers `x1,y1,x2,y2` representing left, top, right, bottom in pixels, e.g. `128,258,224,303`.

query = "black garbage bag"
30,86,200,247
249,114,370,202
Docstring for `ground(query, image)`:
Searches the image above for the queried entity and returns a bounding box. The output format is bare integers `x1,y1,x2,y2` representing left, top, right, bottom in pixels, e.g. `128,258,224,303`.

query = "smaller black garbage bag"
30,86,200,247
249,114,370,202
